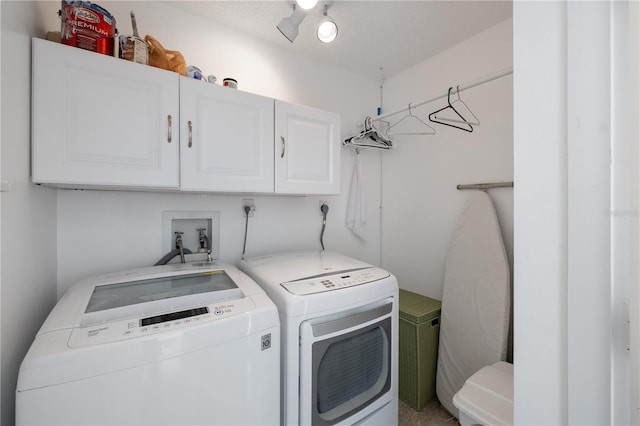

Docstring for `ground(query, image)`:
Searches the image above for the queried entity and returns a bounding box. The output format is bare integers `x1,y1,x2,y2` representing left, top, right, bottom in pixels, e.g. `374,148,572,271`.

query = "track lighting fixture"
317,4,338,43
276,2,338,44
277,4,307,43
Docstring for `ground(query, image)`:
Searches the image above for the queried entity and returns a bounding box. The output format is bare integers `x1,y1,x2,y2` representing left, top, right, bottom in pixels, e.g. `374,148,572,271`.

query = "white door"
274,100,340,195
180,78,274,193
31,39,179,189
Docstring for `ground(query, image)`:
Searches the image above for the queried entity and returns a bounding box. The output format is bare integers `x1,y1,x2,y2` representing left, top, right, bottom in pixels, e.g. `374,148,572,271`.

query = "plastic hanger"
386,103,436,136
343,117,393,150
431,86,480,126
428,87,474,132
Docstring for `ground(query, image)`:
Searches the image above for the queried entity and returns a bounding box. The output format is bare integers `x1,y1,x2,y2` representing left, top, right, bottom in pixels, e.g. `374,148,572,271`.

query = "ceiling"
164,1,512,79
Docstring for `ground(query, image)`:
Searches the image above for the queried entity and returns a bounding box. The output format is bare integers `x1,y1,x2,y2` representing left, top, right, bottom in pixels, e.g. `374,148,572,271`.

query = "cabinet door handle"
167,115,172,143
188,121,193,148
280,136,285,158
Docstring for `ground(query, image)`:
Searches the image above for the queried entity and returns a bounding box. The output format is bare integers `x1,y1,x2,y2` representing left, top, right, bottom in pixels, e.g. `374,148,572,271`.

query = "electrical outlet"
319,200,328,215
242,199,256,217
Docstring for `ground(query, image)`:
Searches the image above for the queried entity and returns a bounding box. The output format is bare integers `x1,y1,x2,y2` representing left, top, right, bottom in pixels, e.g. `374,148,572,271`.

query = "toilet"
452,361,513,426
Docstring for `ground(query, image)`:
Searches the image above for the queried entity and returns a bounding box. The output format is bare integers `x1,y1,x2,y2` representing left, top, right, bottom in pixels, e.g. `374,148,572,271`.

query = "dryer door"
299,298,394,426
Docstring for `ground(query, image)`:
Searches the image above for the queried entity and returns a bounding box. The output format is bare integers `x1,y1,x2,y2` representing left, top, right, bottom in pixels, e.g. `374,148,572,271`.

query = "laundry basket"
399,289,442,411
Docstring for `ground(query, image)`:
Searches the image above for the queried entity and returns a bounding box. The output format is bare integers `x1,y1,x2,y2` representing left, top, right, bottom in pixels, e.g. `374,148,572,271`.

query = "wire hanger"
386,103,436,136
428,87,474,132
432,86,480,126
343,117,393,150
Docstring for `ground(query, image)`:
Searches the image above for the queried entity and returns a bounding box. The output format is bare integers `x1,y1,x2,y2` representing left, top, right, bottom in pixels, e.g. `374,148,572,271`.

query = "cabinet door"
275,100,340,195
180,78,274,193
32,39,180,189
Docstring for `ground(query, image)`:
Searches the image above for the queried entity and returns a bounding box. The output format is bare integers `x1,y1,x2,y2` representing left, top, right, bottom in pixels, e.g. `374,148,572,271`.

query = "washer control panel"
281,267,390,295
68,297,255,348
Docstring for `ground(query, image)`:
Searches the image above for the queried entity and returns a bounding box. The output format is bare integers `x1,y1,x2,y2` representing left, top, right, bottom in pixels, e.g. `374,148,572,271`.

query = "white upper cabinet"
31,39,341,195
275,100,341,195
31,38,179,189
180,78,274,193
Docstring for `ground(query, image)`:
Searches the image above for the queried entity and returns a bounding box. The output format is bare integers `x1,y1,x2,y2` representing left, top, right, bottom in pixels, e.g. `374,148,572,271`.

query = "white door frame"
514,1,636,424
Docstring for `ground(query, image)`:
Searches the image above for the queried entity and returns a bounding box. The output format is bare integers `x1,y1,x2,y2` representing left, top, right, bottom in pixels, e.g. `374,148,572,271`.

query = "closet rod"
457,181,514,191
374,67,513,122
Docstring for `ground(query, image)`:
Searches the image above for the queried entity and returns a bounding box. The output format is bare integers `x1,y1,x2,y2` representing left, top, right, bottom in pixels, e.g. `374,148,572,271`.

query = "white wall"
380,19,513,303
514,1,633,424
513,3,569,423
26,1,384,295
628,3,640,423
612,3,637,423
0,2,58,426
566,2,612,422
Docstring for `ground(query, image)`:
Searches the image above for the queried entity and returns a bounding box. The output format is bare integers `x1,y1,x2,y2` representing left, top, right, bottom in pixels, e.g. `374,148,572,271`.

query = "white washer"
16,263,280,425
239,251,398,426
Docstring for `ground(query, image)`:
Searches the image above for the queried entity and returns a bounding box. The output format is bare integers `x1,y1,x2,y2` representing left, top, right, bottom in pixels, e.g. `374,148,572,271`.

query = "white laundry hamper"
453,361,513,426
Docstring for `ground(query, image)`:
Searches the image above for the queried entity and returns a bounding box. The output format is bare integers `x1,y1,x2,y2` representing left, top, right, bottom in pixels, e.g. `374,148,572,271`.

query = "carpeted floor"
398,399,460,426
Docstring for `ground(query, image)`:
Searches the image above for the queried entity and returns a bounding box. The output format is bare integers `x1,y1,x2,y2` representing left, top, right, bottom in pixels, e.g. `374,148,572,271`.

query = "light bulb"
295,0,318,10
317,19,338,43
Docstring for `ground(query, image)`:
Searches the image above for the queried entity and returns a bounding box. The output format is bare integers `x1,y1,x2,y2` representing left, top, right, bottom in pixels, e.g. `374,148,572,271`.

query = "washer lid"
38,264,254,334
82,270,242,326
240,251,373,284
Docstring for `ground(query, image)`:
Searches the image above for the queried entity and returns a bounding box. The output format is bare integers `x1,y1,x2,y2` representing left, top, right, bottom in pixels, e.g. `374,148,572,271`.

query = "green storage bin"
398,289,442,411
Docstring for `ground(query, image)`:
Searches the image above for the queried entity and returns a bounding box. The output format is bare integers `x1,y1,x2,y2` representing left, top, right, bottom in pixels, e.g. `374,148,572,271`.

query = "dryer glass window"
303,300,392,426
86,271,238,312
317,326,386,413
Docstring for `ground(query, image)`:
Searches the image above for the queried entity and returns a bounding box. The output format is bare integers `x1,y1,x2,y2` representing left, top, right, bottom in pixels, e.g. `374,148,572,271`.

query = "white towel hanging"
345,152,366,231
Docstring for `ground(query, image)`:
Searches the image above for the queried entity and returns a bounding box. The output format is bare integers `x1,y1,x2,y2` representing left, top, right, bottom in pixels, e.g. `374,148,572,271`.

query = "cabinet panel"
275,100,340,195
32,39,179,189
180,78,275,193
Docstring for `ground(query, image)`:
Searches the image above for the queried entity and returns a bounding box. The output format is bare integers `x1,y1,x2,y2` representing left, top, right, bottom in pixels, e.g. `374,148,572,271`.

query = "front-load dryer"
239,251,398,426
16,263,280,425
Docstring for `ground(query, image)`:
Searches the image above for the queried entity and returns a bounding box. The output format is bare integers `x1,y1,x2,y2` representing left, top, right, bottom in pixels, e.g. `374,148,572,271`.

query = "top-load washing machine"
239,251,398,426
16,262,280,425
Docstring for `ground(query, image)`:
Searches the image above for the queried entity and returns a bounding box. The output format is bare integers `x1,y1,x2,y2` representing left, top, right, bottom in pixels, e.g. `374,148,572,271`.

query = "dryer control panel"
281,267,390,295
